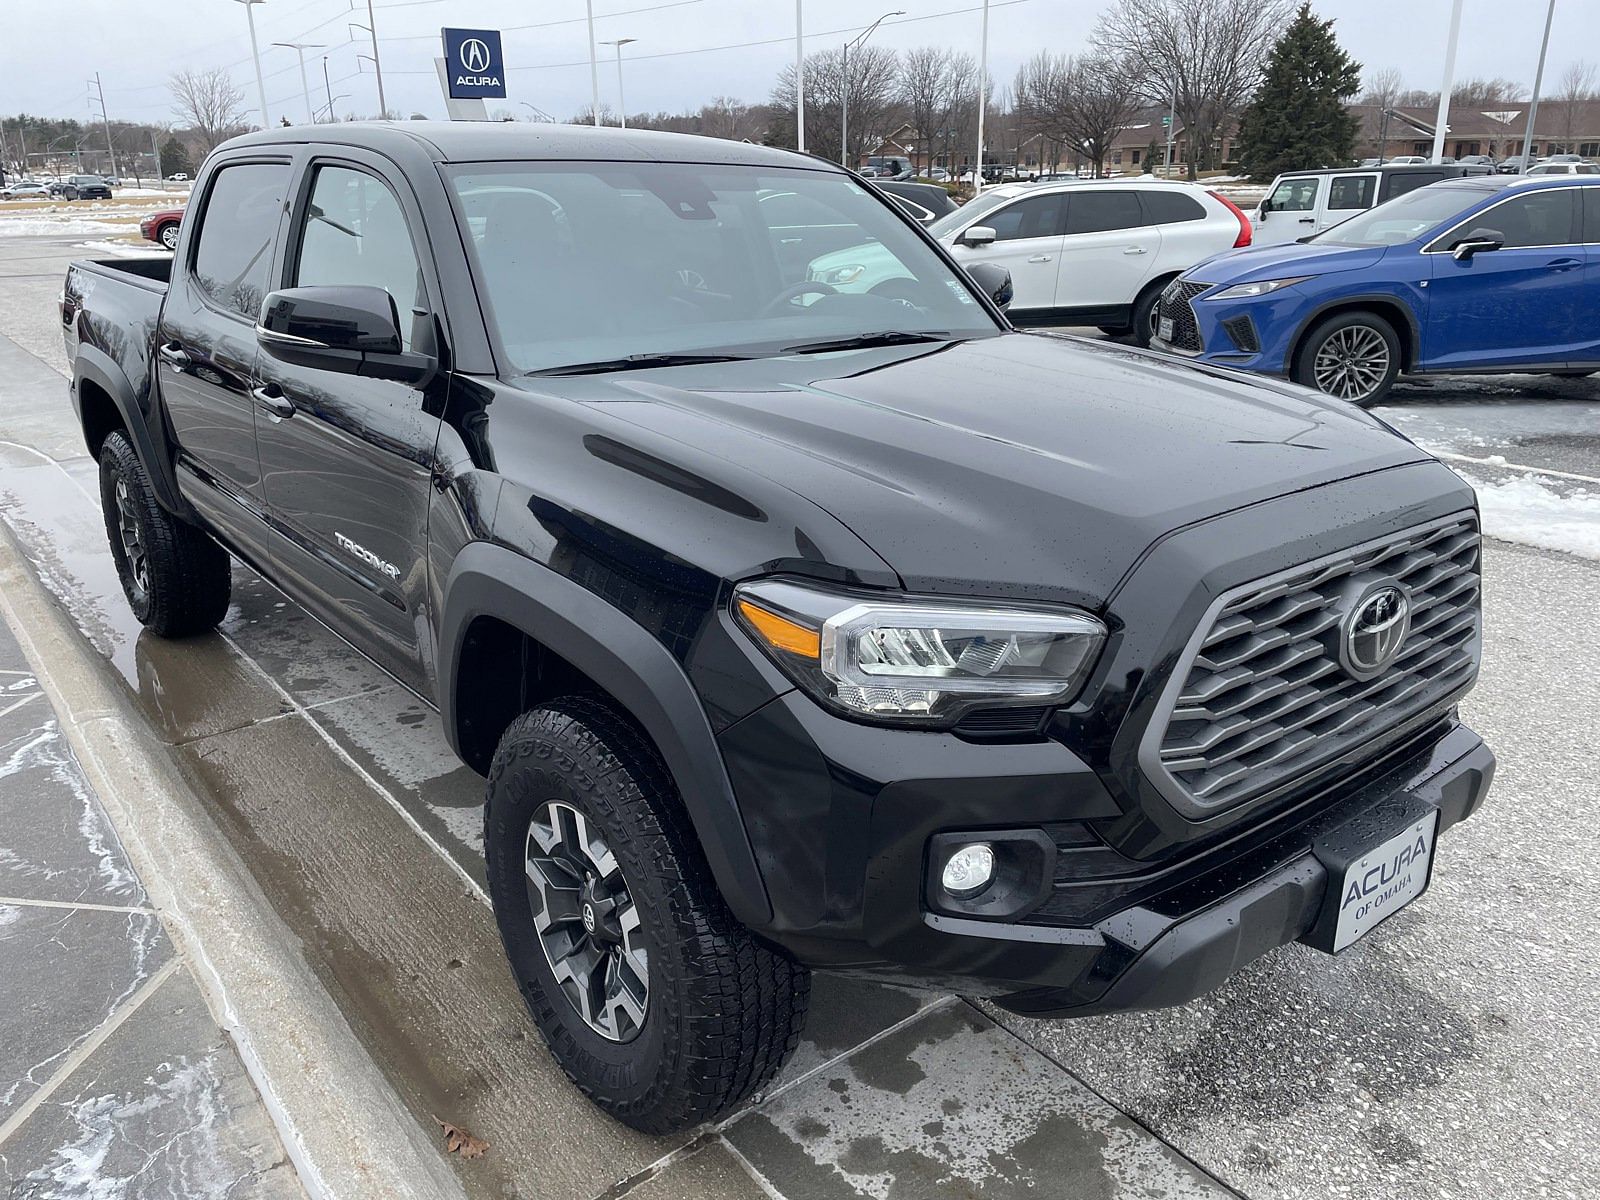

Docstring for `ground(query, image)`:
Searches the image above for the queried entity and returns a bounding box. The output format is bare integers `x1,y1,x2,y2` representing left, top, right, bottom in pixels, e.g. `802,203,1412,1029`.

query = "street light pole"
273,42,324,125
840,10,904,169
1521,0,1557,165
1430,0,1464,164
365,0,387,116
231,0,271,129
322,56,335,122
602,39,637,129
586,1,601,126
92,72,119,178
795,0,806,152
975,0,990,192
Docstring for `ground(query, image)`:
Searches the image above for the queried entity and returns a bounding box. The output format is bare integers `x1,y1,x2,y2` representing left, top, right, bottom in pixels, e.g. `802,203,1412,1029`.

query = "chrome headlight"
1204,276,1312,301
733,578,1105,726
810,263,867,287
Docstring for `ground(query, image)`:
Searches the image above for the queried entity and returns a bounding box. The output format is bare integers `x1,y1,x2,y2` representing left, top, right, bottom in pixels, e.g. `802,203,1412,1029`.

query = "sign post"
439,28,506,121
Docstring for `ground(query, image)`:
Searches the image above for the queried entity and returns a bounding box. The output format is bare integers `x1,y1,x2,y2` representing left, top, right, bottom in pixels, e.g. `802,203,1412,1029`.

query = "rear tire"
1292,311,1401,407
159,223,180,250
484,697,811,1134
1129,279,1169,348
98,430,231,637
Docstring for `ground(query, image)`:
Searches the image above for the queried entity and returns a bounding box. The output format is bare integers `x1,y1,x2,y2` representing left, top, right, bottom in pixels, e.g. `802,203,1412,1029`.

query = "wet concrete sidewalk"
0,611,304,1198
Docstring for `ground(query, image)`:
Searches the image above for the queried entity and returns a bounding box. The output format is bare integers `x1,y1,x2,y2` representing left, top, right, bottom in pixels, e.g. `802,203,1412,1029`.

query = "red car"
138,209,184,251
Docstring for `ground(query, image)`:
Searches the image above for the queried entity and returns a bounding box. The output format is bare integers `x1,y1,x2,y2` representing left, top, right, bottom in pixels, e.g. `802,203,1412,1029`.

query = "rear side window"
192,162,289,320
1328,175,1376,211
1386,171,1446,201
987,193,1066,241
293,165,423,349
1586,189,1600,240
1480,189,1579,247
1139,190,1206,224
1065,190,1143,234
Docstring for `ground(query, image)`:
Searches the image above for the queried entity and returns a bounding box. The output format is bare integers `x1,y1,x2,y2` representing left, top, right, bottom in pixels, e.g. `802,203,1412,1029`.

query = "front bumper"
991,721,1492,1017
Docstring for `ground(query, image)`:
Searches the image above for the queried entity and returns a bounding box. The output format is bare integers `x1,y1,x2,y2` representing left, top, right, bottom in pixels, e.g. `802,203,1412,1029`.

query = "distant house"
1352,100,1600,161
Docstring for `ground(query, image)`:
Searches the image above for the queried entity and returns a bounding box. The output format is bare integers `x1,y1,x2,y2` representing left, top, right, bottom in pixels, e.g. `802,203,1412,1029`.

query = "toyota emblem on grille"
1340,583,1411,679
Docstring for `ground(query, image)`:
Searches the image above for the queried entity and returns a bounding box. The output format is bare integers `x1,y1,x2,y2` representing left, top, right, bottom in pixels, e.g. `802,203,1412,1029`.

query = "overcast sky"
7,0,1597,128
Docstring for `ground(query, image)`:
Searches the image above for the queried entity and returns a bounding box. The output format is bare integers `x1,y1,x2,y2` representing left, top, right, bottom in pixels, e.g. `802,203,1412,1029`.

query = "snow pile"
0,214,128,237
75,239,166,258
1472,474,1600,562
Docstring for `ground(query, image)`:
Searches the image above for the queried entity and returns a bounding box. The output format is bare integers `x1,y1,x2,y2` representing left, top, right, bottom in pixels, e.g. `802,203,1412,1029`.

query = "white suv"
927,180,1251,343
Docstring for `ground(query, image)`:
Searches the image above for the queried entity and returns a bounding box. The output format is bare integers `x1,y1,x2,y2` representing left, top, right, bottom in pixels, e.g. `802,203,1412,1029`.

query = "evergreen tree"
1236,3,1361,181
1144,136,1162,175
159,136,193,179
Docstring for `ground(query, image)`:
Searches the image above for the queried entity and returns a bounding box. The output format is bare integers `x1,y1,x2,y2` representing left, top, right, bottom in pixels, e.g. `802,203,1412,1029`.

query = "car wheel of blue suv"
1292,311,1402,407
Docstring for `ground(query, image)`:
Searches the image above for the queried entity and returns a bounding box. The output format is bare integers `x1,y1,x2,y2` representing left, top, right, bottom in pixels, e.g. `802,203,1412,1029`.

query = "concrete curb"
0,527,467,1200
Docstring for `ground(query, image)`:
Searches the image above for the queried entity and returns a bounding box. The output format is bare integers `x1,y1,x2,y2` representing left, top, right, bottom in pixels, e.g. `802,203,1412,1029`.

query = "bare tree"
1359,67,1405,109
169,69,250,154
771,45,900,165
1555,60,1598,147
700,96,758,141
1093,0,1294,179
899,47,979,172
1014,52,1140,177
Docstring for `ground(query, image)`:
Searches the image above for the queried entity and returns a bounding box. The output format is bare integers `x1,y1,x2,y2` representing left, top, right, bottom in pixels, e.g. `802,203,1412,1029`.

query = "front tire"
98,430,231,636
159,223,180,250
1292,311,1401,407
1128,279,1169,348
484,698,810,1134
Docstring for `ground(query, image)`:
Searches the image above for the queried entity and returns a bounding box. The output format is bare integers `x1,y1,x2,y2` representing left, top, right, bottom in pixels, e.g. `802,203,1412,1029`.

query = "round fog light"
941,843,995,899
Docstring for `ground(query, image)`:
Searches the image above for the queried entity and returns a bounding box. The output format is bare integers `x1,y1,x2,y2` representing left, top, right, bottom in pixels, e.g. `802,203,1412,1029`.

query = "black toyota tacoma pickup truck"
63,122,1494,1134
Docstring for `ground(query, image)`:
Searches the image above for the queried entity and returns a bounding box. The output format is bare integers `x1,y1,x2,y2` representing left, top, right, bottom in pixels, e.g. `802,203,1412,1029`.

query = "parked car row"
0,174,115,200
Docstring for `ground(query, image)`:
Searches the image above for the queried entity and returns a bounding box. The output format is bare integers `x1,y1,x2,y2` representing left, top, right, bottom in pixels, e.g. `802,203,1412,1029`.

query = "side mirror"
1450,227,1504,261
1258,198,1273,216
964,261,1013,312
959,224,997,248
257,285,433,384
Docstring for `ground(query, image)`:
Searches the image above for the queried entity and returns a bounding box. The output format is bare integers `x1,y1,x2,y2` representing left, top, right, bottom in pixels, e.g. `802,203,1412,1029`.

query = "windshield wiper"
527,352,752,377
780,330,952,355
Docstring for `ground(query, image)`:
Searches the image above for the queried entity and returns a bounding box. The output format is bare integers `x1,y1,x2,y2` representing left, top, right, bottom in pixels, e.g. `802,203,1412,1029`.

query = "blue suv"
1152,175,1599,405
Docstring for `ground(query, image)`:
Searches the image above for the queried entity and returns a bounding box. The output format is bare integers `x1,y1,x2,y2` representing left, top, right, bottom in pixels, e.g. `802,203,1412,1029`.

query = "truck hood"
520,333,1430,608
1189,240,1385,285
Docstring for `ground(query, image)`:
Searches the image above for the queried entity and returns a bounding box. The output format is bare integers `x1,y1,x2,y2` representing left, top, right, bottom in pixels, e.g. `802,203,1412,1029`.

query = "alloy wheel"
1312,325,1390,402
525,800,649,1042
113,476,149,599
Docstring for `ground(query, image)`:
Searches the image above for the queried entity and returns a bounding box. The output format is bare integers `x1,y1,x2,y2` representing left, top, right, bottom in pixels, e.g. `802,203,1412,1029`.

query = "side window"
1267,177,1319,212
1328,175,1376,211
1586,189,1600,241
986,194,1066,241
1138,190,1207,224
293,164,422,348
1481,190,1580,248
1064,190,1144,234
191,162,289,320
1385,173,1442,201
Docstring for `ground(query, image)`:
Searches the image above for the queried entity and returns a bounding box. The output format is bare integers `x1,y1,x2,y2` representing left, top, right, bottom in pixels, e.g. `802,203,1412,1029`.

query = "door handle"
1298,217,1316,224
251,384,296,420
1546,257,1583,271
158,342,191,370
1027,254,1053,263
1123,246,1148,255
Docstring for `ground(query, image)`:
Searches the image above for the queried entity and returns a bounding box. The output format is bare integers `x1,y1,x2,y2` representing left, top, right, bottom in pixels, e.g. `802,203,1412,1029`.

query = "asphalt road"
2,227,1597,1199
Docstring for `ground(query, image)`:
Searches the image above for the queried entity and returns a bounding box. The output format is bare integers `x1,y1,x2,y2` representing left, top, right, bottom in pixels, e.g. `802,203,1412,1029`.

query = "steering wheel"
760,281,838,317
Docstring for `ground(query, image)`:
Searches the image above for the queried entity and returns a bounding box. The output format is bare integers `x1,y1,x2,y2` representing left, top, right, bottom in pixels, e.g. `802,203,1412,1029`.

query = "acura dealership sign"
441,28,506,99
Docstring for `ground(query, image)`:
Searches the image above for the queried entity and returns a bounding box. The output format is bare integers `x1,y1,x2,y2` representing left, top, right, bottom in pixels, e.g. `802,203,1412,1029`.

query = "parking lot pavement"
0,603,303,1198
3,231,1597,1199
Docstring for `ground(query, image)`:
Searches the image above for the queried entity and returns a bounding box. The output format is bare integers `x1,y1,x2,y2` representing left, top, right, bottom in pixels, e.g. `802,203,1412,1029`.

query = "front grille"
1157,280,1208,352
1142,514,1481,814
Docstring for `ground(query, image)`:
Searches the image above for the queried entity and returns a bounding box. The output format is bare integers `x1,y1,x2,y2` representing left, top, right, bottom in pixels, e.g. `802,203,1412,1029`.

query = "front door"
158,159,290,553
252,156,445,692
1055,189,1160,312
1424,187,1587,369
1256,176,1321,246
949,191,1067,311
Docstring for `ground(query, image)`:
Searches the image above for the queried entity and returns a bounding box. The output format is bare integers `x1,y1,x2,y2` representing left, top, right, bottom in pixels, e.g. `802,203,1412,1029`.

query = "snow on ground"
75,239,166,258
0,215,128,238
1469,474,1600,562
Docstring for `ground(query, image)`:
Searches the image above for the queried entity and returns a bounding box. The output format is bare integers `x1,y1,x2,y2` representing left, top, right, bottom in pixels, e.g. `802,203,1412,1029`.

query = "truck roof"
222,120,827,170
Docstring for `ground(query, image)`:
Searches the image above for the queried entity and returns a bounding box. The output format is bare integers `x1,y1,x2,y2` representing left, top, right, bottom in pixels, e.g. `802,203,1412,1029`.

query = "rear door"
1581,186,1600,361
948,190,1067,311
251,151,445,692
158,156,291,559
1424,187,1587,369
1054,189,1159,311
1318,172,1379,234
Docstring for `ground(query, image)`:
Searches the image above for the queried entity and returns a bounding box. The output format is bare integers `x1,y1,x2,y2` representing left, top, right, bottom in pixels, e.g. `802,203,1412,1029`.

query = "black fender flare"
438,541,774,928
1283,293,1421,374
73,345,188,516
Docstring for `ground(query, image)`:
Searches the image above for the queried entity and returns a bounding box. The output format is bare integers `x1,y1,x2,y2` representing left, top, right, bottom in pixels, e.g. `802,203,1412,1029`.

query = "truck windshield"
446,162,1000,374
1311,183,1501,247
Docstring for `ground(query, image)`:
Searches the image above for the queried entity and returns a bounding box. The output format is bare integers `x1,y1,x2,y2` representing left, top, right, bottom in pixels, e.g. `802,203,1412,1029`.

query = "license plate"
1331,811,1439,952
1157,316,1175,342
